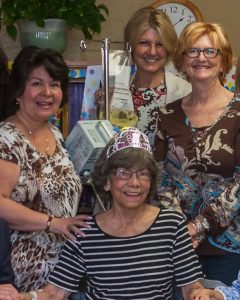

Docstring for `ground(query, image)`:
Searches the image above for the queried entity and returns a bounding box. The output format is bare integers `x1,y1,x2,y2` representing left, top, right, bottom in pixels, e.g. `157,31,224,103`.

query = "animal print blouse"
0,122,82,291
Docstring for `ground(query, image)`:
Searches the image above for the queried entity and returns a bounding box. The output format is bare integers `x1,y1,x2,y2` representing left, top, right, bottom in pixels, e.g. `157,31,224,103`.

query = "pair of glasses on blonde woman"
184,48,222,58
111,167,151,181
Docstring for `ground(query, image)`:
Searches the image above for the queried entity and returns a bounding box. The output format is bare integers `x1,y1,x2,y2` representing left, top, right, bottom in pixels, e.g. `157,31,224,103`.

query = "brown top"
154,96,240,255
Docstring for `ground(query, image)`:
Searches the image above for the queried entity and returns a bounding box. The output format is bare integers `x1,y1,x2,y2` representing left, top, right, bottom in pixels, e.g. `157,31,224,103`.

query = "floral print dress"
131,83,167,148
0,122,82,291
130,71,191,148
154,96,240,255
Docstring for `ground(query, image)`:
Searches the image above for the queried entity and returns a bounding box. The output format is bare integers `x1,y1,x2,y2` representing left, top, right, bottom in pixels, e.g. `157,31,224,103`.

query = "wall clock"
151,0,203,36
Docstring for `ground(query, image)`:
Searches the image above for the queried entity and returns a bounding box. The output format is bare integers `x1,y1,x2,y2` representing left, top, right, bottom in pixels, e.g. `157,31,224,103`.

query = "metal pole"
102,38,110,120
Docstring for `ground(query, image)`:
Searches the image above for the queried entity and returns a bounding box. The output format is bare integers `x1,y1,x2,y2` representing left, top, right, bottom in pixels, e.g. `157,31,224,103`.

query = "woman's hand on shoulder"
49,214,92,241
188,287,224,300
0,284,20,300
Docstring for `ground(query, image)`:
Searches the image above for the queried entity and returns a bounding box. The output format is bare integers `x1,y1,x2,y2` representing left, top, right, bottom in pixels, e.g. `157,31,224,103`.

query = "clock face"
156,3,198,36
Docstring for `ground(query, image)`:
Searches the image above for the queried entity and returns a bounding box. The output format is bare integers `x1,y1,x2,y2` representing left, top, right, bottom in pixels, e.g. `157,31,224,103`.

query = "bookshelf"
66,63,97,215
64,64,87,138
56,63,89,139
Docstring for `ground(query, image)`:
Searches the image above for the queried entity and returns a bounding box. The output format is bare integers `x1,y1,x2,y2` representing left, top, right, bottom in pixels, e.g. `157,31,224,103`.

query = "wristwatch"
201,216,210,231
193,215,210,233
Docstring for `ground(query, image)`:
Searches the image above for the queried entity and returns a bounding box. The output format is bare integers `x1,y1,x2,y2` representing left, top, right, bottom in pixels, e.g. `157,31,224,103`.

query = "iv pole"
79,38,111,211
102,38,110,120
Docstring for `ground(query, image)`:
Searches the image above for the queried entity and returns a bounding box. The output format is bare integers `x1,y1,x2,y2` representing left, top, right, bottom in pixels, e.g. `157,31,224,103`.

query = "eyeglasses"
184,48,221,58
111,167,151,181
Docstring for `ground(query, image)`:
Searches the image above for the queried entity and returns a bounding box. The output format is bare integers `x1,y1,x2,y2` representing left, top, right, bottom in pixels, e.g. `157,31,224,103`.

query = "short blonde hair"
124,7,177,62
174,22,233,82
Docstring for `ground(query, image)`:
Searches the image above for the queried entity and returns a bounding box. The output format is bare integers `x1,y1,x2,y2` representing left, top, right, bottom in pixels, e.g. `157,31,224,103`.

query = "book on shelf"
60,64,88,138
50,81,85,136
68,82,85,133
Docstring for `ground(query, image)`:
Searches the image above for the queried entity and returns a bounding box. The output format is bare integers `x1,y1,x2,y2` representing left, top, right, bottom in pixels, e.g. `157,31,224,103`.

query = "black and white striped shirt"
49,209,202,299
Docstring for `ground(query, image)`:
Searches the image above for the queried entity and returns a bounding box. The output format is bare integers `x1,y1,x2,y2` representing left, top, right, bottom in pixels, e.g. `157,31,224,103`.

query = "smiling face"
104,166,151,210
132,28,168,75
18,65,62,122
182,34,223,83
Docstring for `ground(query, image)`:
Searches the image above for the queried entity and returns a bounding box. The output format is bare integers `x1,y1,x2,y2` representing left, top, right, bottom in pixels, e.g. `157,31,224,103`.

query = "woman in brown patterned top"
154,22,240,286
0,46,90,292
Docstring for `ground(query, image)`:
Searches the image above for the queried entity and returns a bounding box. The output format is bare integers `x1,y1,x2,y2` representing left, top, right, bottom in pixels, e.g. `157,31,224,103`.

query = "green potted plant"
0,0,109,52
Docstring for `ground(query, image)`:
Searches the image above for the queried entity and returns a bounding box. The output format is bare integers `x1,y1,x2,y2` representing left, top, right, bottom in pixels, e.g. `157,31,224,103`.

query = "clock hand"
173,18,184,26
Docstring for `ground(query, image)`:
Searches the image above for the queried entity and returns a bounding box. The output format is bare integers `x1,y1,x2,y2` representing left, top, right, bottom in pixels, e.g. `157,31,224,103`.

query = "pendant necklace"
16,114,50,154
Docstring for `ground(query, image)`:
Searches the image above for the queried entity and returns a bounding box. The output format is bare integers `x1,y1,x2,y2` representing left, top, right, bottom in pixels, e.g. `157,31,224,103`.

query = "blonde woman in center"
96,7,191,147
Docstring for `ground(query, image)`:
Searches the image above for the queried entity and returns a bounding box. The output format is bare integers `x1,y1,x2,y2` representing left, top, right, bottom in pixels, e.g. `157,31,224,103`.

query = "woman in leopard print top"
0,46,90,291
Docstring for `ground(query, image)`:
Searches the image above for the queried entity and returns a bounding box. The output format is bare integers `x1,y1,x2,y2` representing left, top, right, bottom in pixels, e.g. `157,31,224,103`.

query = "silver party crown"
106,127,152,159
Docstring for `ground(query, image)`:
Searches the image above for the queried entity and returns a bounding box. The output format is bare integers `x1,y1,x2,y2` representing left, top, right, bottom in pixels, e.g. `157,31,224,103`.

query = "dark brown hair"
4,46,69,119
0,47,9,121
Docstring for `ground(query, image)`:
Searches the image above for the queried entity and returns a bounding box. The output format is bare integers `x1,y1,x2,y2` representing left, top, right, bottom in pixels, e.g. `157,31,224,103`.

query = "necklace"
15,114,51,154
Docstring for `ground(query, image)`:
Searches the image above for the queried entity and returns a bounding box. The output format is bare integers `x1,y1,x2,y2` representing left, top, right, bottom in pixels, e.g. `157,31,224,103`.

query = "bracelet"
197,215,210,232
45,214,54,232
192,215,210,234
195,217,204,233
191,217,204,234
29,290,44,300
29,291,37,300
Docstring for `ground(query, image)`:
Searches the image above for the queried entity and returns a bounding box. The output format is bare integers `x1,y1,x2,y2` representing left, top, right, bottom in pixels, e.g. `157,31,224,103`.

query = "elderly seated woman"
20,127,204,300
